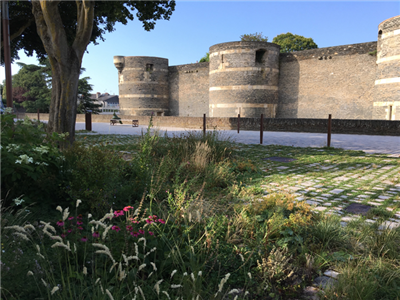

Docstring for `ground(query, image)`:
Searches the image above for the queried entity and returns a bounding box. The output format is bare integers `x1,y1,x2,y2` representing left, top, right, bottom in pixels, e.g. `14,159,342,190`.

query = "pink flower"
114,210,124,217
123,206,133,212
68,228,73,233
126,225,133,232
131,220,139,224
131,231,139,237
61,233,66,238
56,220,64,227
77,226,83,231
76,221,83,225
81,236,88,242
92,231,100,238
158,219,165,224
77,214,83,220
146,219,153,224
138,229,145,235
148,231,154,236
68,216,74,220
112,225,121,232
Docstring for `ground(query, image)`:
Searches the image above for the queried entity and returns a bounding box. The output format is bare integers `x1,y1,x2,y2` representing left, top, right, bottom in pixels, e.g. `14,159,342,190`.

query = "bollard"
327,114,332,147
260,114,263,144
238,114,240,133
85,110,92,131
37,108,40,121
203,113,206,136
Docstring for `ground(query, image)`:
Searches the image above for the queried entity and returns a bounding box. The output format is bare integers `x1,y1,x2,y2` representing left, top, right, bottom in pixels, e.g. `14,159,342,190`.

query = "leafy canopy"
240,32,268,42
199,52,209,63
272,33,318,53
1,1,176,64
77,77,102,114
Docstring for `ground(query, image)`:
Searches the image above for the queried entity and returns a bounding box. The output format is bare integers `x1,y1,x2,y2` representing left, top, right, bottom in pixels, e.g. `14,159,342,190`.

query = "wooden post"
2,1,13,109
327,114,332,147
203,113,206,136
37,109,40,121
260,114,263,144
85,110,92,131
237,113,240,133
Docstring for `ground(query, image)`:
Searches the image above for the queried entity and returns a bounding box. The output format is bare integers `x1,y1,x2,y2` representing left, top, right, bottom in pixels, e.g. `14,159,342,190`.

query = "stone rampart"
168,62,209,117
278,42,377,120
24,114,400,136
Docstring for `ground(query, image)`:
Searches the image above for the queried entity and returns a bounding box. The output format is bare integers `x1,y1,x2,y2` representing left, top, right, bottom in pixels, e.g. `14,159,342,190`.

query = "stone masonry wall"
168,62,209,117
25,114,400,136
277,42,377,119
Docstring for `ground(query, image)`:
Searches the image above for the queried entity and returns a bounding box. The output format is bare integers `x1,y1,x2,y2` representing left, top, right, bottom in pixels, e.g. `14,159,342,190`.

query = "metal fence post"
203,113,206,136
260,114,264,144
327,114,332,147
238,114,240,133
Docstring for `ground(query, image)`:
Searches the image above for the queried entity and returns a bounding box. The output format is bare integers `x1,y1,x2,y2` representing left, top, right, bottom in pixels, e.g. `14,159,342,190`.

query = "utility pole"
2,1,13,109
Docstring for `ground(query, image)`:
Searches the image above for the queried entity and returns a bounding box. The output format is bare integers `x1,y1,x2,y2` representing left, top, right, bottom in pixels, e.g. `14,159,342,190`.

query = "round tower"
208,41,280,118
113,56,169,116
373,15,400,120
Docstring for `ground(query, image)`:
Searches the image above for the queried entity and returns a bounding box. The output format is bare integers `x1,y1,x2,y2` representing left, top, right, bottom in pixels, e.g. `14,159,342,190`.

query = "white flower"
88,213,92,219
76,199,82,208
17,154,33,164
198,271,202,276
170,284,182,289
41,278,48,287
56,206,62,212
83,266,87,275
150,262,157,271
191,272,195,282
247,272,252,279
228,289,240,294
51,286,59,295
170,269,177,279
138,264,146,272
105,289,114,300
41,162,49,166
154,279,163,295
27,271,34,276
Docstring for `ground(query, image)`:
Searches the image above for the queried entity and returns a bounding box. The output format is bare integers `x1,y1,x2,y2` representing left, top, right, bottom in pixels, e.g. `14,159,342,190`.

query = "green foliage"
76,77,102,114
11,61,51,112
0,113,67,210
2,1,176,64
240,32,268,42
272,32,318,53
199,52,209,62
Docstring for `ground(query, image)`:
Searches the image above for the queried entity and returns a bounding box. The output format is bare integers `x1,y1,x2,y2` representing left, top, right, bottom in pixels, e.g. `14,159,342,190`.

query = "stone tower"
373,15,400,120
208,41,280,118
113,56,169,116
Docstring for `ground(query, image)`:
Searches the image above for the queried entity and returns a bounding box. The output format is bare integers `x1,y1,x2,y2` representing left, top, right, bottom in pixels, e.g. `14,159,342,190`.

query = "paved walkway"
75,122,400,156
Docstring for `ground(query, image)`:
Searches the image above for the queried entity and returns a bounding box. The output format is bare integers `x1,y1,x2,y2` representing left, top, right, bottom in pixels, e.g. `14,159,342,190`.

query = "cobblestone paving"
75,134,400,227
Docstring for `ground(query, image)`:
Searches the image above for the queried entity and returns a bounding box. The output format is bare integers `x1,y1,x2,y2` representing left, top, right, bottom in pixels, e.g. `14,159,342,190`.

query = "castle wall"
277,42,377,119
168,62,209,117
209,42,280,118
373,15,400,120
114,56,169,116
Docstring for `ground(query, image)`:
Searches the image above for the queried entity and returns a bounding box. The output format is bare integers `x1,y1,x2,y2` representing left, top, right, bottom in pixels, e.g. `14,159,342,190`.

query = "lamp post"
2,1,13,109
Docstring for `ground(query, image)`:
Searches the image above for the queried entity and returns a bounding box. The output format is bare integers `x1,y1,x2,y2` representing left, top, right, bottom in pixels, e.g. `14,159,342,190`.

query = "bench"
110,119,139,127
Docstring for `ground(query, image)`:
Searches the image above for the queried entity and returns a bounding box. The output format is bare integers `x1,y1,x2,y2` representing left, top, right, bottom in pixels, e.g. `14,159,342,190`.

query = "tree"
3,1,175,146
77,77,102,114
240,32,268,42
199,52,209,62
272,33,318,53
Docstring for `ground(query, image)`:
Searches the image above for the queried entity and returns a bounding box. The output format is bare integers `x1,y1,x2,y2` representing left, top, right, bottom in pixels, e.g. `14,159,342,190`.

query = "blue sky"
1,1,399,95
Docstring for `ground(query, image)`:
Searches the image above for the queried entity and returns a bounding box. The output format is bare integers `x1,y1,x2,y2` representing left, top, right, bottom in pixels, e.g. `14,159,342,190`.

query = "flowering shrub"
1,113,68,208
2,200,239,299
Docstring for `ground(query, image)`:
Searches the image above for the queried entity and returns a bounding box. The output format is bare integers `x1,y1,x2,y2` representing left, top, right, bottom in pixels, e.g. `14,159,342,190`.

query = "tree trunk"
47,54,81,145
31,0,94,146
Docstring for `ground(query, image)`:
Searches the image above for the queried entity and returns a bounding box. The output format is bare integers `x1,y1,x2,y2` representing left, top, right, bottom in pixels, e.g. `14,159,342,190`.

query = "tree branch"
0,17,35,49
73,0,94,62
